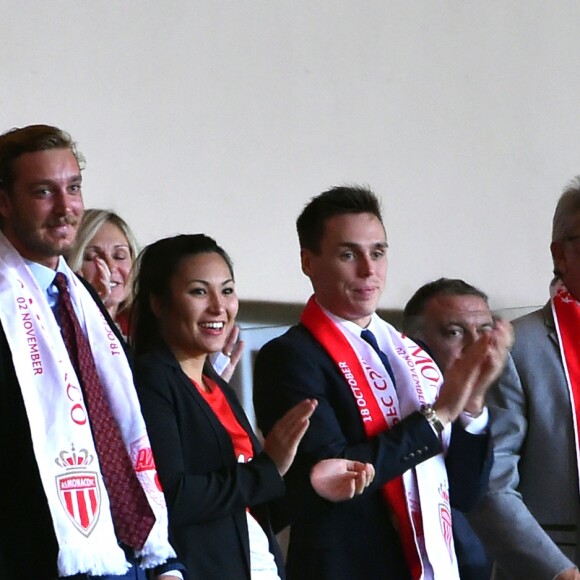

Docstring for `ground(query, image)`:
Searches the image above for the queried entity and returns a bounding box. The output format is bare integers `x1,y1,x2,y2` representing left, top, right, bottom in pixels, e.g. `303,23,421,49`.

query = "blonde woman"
67,209,138,338
67,209,243,377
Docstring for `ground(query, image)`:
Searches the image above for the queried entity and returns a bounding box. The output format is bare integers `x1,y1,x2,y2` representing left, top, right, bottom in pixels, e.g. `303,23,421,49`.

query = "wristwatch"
419,404,445,436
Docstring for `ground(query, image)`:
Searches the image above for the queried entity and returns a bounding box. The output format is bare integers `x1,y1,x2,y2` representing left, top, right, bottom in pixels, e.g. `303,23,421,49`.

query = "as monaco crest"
55,445,101,536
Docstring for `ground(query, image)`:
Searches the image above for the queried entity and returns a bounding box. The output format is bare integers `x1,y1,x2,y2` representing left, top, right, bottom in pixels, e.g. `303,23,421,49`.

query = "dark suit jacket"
0,276,184,579
253,324,492,580
0,305,59,579
134,342,287,580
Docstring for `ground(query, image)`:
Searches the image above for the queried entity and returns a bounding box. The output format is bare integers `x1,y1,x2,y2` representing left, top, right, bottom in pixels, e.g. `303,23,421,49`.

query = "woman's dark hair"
130,234,234,355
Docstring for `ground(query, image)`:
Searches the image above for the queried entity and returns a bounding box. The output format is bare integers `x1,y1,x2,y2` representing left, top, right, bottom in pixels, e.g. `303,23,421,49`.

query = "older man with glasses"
468,177,580,580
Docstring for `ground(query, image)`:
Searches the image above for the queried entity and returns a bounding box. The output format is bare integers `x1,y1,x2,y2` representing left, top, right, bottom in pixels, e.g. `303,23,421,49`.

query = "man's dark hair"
296,185,384,253
0,124,84,192
402,278,489,336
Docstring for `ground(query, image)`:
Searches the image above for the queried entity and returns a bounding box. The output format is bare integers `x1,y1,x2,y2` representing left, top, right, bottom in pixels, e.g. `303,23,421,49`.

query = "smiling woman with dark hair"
130,233,373,580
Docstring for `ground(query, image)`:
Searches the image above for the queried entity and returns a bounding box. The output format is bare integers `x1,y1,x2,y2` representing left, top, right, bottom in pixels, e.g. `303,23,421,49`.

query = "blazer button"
409,452,415,459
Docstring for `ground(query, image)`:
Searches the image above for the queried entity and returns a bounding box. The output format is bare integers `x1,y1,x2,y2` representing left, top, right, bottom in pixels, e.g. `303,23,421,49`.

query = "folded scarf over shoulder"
301,296,458,580
551,279,580,501
0,232,175,576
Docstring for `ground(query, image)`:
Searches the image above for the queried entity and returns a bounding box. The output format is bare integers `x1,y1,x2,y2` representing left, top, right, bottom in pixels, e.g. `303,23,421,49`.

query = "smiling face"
81,221,133,312
0,148,83,268
301,212,388,328
414,294,493,373
155,252,239,362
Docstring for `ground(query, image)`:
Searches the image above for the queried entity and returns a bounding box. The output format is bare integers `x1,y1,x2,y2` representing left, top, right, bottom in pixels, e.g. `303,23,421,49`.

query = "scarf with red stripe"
551,280,580,489
301,297,458,580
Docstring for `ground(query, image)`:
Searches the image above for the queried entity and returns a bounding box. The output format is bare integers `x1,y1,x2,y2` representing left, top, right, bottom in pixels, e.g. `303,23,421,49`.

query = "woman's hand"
220,325,245,382
310,459,375,502
84,256,112,304
209,325,245,382
263,399,317,476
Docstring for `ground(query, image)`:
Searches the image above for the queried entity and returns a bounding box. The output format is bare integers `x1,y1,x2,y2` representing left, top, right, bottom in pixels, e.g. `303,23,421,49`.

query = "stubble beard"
11,218,79,263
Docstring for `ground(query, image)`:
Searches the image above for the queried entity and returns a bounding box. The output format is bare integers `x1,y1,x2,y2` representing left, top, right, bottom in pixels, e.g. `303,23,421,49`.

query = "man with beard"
0,125,182,579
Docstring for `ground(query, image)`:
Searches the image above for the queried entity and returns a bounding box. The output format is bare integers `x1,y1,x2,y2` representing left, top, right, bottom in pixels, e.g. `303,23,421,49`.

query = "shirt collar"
316,299,379,336
26,256,68,300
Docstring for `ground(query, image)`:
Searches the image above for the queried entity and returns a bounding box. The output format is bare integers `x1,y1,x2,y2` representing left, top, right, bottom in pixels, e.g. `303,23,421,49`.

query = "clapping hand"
219,325,244,382
263,399,318,476
209,325,245,382
434,318,514,423
310,459,375,502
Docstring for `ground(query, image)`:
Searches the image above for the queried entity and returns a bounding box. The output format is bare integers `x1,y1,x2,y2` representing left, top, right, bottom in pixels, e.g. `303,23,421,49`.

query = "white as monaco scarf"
301,297,458,580
0,232,175,576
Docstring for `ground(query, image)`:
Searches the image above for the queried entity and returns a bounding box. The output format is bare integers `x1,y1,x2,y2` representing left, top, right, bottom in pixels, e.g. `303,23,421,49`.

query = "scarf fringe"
57,543,129,576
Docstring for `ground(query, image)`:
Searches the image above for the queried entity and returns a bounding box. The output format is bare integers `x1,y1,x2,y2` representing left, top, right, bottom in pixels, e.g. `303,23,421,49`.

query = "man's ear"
301,248,313,277
550,240,566,277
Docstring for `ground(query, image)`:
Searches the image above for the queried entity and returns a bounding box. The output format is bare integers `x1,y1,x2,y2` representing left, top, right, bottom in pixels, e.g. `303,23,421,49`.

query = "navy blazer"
0,307,59,578
253,323,492,580
135,343,287,580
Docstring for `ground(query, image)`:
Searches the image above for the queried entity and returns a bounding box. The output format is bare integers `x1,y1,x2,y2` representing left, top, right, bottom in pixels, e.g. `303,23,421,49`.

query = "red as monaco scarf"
551,280,580,480
300,297,456,580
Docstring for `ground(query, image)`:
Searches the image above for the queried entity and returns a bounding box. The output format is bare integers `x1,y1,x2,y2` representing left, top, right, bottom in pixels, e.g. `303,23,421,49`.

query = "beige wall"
3,1,580,311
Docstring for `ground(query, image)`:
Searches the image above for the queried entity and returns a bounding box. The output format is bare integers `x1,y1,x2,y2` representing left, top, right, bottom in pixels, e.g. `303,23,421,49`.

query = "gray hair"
552,176,580,243
551,177,580,278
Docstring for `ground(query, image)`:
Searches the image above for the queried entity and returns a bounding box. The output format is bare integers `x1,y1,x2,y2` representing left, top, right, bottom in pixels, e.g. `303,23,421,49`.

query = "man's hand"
310,459,375,502
434,319,513,423
463,318,514,415
555,567,580,580
263,399,317,476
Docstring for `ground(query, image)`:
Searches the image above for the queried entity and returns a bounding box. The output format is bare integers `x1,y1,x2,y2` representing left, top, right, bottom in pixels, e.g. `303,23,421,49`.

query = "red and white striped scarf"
551,280,580,496
301,297,458,580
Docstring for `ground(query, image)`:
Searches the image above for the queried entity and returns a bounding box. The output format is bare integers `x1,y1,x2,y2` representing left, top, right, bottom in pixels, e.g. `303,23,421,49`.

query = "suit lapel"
540,300,559,346
152,344,244,461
